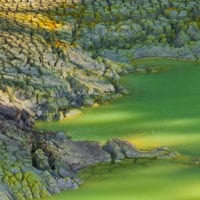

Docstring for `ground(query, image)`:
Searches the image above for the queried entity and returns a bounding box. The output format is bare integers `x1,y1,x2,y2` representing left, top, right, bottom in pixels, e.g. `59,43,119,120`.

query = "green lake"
36,59,200,200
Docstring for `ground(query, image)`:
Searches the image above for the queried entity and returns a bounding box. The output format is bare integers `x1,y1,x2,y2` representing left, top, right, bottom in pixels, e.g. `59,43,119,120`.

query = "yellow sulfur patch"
0,12,63,31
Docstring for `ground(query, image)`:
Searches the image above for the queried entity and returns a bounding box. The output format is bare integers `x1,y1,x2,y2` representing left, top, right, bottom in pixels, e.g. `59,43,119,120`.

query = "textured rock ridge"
0,1,197,199
0,119,106,200
1,0,200,121
0,116,178,200
0,0,127,121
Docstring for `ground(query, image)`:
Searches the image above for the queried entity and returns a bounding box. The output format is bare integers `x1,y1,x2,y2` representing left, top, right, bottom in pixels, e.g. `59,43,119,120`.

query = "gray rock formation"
0,185,14,200
0,1,196,199
103,139,178,162
0,0,125,121
1,0,200,121
0,115,178,200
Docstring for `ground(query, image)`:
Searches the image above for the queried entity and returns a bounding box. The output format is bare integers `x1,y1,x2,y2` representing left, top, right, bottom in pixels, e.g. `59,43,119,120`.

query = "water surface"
36,59,200,200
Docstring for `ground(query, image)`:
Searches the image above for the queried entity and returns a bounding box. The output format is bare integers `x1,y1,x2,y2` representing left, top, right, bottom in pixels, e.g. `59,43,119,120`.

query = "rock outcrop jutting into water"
0,0,199,199
0,115,178,200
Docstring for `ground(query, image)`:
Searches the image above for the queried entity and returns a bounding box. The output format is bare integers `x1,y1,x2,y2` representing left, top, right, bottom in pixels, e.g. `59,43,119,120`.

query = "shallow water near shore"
36,59,200,200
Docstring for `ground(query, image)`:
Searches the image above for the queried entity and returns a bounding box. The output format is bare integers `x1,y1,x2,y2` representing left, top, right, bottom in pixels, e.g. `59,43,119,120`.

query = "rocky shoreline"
1,0,200,199
1,0,200,122
0,112,178,200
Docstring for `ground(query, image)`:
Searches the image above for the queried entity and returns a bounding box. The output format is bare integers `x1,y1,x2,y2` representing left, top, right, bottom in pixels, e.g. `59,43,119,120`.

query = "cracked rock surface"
0,0,197,199
1,0,200,121
0,118,178,200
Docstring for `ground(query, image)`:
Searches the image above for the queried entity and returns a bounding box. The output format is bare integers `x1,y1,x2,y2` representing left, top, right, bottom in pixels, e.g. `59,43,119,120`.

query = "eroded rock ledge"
0,114,178,200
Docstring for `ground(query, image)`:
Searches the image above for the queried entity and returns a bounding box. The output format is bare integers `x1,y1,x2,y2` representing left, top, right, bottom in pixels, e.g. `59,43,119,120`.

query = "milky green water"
36,59,200,200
